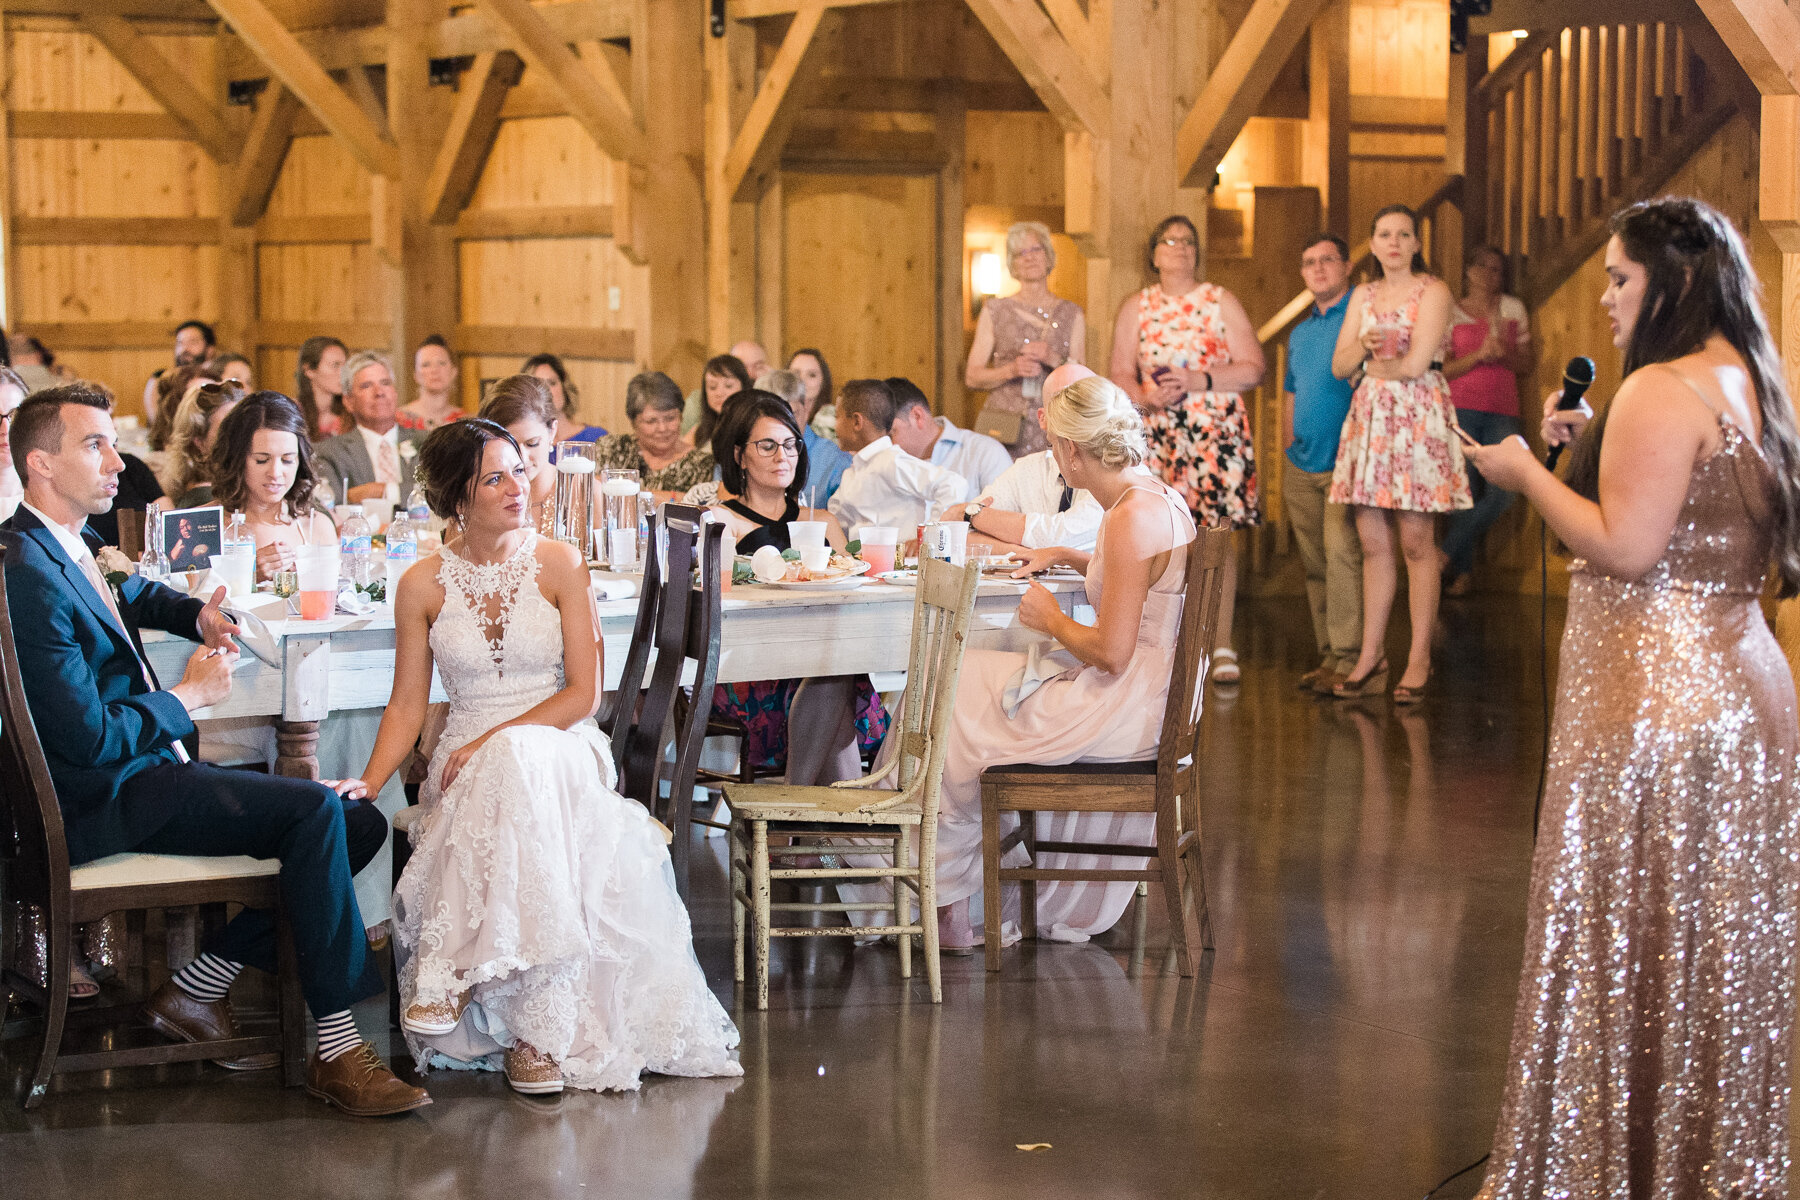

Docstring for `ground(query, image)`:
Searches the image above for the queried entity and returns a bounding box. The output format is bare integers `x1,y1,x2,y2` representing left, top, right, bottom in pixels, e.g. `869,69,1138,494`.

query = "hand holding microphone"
1543,356,1596,471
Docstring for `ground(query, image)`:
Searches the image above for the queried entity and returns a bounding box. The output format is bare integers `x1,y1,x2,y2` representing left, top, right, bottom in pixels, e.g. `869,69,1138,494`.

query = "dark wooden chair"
978,525,1233,977
115,507,147,562
0,547,306,1108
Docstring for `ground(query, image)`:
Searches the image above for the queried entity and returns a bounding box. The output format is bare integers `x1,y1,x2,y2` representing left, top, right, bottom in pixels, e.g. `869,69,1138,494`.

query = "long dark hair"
1370,204,1429,275
1563,197,1800,595
715,390,808,505
694,354,752,452
209,391,321,517
788,348,833,421
417,417,522,522
294,336,346,441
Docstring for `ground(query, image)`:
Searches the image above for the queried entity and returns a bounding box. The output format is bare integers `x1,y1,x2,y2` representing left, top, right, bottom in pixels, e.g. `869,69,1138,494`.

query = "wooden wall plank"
11,110,186,138
14,215,219,244
77,14,233,160
452,322,635,360
454,205,613,240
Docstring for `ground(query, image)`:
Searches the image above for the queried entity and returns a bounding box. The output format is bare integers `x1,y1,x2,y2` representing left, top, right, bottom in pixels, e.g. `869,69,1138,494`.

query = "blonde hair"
1044,376,1148,468
1006,221,1056,276
164,380,245,497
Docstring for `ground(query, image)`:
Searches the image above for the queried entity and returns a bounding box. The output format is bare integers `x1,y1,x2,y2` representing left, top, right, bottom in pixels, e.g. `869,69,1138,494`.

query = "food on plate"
747,544,869,584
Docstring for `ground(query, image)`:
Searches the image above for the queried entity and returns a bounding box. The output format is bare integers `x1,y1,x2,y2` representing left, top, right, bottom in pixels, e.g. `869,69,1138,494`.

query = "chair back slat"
0,546,71,934
603,506,664,758
116,508,147,562
901,558,981,821
618,505,700,807
660,518,724,897
1155,527,1233,825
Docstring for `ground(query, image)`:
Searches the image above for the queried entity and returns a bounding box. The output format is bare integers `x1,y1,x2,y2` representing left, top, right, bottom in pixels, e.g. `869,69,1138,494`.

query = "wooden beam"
1039,0,1092,67
336,64,390,143
205,0,400,178
77,14,235,161
256,214,367,243
13,321,176,349
1690,0,1800,94
1761,94,1800,251
1351,95,1447,129
1304,0,1350,235
252,320,392,349
935,87,967,425
422,50,522,224
722,4,843,200
474,0,648,165
964,0,1109,135
452,323,636,361
13,216,221,245
0,0,14,332
9,111,190,139
645,0,707,379
1175,0,1330,187
10,0,213,16
809,75,1043,113
229,82,300,226
727,0,893,17
706,14,755,348
454,205,615,240
1473,30,1556,104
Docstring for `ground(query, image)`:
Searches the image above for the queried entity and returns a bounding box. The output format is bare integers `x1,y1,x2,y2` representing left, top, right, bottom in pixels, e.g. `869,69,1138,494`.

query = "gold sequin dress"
1479,412,1800,1198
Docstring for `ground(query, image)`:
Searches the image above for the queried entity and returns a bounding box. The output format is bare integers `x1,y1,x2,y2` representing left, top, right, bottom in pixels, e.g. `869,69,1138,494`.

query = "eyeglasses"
1159,236,1197,249
1301,254,1344,269
749,437,800,458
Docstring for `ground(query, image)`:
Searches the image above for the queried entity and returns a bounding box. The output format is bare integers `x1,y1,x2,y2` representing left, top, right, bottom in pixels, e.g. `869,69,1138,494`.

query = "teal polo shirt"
1283,289,1356,474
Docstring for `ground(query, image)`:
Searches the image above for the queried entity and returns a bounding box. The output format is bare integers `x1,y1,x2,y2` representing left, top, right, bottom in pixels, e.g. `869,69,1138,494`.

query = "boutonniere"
94,546,137,602
399,440,419,462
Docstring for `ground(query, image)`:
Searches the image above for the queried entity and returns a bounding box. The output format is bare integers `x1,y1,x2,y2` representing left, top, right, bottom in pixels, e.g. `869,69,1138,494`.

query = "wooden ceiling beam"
722,4,843,200
1693,0,1800,95
963,0,1108,135
726,0,894,17
229,82,301,226
1175,0,1330,187
422,49,524,224
77,14,236,161
207,0,400,178
475,0,648,165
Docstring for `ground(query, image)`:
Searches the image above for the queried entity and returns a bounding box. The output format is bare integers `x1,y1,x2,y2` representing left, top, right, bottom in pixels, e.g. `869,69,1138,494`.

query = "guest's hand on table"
171,643,238,711
1017,581,1061,633
255,540,295,582
196,586,241,650
326,779,370,800
1007,547,1064,578
1540,388,1593,448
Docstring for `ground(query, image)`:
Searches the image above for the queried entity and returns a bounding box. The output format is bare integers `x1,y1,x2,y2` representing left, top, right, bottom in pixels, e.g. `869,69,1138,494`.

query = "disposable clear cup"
799,545,831,571
787,521,827,549
295,545,339,620
210,550,256,599
857,526,899,574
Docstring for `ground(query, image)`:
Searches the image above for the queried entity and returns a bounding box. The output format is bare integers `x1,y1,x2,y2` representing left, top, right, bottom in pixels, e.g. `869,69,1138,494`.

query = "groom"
1,384,428,1116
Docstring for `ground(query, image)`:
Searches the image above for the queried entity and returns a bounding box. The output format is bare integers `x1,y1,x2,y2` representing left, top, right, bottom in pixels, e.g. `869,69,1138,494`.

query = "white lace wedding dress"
393,530,741,1091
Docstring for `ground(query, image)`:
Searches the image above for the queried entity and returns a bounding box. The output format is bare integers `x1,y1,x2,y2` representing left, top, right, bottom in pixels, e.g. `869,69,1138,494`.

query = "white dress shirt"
981,451,1107,551
926,416,1013,496
828,435,968,535
22,499,93,565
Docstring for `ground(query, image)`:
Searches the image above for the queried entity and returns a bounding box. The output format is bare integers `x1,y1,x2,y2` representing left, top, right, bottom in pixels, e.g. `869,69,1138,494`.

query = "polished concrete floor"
3,596,1573,1200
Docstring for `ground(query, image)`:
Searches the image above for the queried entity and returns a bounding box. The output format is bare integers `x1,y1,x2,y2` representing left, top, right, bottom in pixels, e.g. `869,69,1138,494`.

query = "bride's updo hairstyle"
1044,375,1149,469
416,417,523,522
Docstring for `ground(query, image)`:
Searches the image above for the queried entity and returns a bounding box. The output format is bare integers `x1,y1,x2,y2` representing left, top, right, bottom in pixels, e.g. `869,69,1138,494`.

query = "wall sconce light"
970,251,1005,314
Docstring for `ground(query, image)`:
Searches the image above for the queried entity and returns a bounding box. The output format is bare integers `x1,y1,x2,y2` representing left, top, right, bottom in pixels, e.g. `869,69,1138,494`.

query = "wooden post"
1447,32,1488,286
935,86,967,424
705,14,757,354
644,0,708,381
387,0,460,395
0,0,16,332
1302,0,1350,238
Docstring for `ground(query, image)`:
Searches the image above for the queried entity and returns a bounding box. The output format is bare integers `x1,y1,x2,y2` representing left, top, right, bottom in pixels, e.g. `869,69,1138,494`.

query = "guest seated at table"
315,350,426,508
335,418,741,1094
478,373,559,536
295,336,349,441
828,379,967,537
757,368,850,505
211,351,254,391
148,360,219,453
595,371,714,498
686,354,751,454
886,375,1012,497
162,380,246,507
208,391,335,582
682,341,768,435
942,364,1109,555
703,391,887,784
932,375,1196,951
521,353,606,447
70,382,163,550
397,335,463,432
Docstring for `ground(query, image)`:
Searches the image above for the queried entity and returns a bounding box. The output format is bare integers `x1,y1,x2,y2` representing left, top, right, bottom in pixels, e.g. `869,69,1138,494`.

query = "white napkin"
336,590,377,617
222,605,281,668
999,638,1082,717
589,571,641,600
180,566,226,598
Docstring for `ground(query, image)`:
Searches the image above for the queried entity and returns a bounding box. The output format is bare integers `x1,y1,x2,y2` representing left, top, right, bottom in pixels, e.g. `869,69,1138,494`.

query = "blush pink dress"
935,481,1197,937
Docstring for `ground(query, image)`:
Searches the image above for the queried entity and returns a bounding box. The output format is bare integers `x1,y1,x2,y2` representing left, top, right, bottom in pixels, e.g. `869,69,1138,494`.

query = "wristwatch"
963,501,986,524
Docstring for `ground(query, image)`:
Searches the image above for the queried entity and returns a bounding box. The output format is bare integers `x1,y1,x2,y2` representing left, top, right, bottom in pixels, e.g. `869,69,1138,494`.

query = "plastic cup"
362,497,396,531
799,545,831,571
210,550,256,599
857,526,899,574
295,544,339,621
787,521,827,550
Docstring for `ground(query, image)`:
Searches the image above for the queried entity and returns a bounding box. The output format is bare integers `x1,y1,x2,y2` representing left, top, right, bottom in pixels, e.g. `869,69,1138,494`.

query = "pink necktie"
378,438,400,486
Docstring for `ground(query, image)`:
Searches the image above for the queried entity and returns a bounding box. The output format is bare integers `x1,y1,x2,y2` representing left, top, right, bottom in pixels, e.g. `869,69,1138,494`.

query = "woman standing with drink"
1109,214,1264,684
1328,204,1469,702
1462,198,1800,1197
965,222,1086,459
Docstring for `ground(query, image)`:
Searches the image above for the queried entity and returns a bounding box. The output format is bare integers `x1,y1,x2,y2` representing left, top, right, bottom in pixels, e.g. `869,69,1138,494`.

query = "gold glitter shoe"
504,1043,564,1095
401,992,468,1036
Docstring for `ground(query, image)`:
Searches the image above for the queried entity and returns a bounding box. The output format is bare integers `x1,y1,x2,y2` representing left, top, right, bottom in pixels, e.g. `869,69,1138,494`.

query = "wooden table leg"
275,720,321,780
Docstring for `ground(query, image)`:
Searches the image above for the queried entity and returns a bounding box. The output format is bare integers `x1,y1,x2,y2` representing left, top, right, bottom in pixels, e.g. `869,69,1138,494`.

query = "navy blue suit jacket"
2,505,206,863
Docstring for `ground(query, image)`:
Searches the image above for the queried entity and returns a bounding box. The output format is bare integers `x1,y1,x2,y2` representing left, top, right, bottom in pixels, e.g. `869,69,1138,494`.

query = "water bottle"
340,504,374,589
384,505,417,601
223,511,255,556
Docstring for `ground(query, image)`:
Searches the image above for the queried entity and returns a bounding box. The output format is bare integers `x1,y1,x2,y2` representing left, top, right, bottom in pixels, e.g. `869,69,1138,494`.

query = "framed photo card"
161,504,224,574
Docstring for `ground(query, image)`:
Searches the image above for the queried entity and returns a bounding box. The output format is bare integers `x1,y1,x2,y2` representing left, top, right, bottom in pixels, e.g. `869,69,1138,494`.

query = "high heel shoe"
1392,667,1434,706
1330,659,1389,699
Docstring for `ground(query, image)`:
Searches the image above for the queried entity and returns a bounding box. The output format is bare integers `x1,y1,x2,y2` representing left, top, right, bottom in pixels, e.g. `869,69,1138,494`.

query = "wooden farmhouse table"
141,575,1089,778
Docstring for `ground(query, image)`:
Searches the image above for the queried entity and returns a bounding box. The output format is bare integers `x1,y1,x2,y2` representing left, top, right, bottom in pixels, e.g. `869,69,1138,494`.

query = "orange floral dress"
1134,282,1260,530
1328,278,1472,513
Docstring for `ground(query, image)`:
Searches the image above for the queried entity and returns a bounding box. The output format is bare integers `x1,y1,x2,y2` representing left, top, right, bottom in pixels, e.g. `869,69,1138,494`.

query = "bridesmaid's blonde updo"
1044,376,1148,469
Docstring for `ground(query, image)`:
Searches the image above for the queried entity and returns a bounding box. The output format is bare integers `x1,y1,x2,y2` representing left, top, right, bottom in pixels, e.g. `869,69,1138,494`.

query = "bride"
333,418,740,1095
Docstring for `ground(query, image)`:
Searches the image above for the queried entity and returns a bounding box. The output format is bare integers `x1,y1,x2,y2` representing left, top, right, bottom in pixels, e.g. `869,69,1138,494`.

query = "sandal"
1393,668,1434,706
1211,648,1240,686
69,962,100,1001
1331,659,1390,699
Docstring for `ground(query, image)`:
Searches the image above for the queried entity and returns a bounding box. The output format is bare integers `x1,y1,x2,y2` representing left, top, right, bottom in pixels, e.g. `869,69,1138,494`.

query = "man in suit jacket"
312,350,425,507
1,384,428,1116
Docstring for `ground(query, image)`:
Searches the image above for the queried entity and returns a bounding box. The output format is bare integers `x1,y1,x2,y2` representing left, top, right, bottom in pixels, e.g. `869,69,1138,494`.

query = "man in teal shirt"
1283,233,1362,692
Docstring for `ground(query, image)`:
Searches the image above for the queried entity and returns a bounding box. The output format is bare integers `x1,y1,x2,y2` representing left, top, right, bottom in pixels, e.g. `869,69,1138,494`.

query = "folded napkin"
999,638,1082,717
222,605,281,668
589,571,642,600
178,566,226,598
336,590,378,617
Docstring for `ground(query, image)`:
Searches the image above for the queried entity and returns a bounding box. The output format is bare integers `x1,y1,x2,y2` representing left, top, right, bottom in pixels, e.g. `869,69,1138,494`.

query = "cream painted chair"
724,558,981,1010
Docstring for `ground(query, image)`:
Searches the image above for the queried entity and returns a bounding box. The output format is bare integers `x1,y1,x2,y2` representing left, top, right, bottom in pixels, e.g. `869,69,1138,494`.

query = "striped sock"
170,953,242,1003
315,1010,362,1062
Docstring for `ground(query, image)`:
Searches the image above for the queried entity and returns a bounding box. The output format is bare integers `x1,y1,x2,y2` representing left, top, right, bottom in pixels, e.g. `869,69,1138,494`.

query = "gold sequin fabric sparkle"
1479,417,1800,1199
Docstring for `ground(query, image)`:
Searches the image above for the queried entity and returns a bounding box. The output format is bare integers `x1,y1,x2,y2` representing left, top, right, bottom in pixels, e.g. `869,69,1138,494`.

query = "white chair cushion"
72,852,279,891
392,805,420,832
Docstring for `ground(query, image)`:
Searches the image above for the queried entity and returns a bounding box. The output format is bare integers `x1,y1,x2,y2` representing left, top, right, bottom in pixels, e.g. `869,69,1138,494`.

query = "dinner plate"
875,570,917,587
758,574,869,591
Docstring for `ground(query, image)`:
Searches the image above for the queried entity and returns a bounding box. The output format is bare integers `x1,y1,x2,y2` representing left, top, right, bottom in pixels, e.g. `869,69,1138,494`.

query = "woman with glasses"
1108,214,1265,684
965,221,1086,459
705,391,887,785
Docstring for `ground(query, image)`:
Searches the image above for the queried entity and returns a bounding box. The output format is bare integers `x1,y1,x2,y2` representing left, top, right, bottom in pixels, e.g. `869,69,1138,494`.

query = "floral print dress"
1327,278,1472,513
1135,283,1259,529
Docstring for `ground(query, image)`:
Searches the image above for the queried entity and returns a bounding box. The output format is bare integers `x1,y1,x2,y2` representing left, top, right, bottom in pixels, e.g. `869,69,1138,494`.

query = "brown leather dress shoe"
142,981,279,1072
307,1044,433,1116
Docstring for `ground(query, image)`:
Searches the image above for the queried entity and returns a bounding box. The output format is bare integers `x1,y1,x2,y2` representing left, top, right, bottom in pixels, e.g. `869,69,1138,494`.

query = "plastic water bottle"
223,511,255,557
406,485,431,527
384,505,417,600
340,504,374,589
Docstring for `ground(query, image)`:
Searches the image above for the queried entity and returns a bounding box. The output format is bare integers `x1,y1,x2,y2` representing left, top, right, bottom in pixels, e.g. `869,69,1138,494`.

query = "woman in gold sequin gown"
1463,198,1800,1197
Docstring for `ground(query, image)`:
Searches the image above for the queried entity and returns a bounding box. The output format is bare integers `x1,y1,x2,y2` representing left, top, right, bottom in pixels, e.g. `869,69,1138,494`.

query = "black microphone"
1544,356,1596,471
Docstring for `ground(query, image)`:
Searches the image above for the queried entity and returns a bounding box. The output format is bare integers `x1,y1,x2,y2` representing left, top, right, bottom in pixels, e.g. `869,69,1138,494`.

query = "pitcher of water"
599,468,642,568
554,442,598,559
